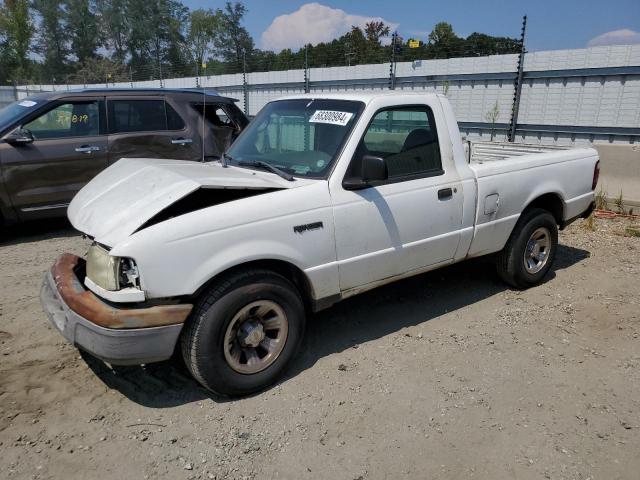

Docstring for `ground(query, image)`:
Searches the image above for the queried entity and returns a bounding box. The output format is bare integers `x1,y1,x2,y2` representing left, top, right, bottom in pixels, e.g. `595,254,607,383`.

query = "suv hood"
68,158,306,246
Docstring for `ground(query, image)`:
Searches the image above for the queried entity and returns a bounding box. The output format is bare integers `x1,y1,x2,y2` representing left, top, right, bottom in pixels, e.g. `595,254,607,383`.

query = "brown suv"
0,88,248,226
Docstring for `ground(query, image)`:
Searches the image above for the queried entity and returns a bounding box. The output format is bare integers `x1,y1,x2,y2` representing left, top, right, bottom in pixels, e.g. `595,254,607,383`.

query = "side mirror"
3,127,34,145
343,155,388,190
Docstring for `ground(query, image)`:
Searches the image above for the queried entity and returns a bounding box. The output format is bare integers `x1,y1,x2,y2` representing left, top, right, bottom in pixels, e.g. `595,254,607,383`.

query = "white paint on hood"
68,158,305,246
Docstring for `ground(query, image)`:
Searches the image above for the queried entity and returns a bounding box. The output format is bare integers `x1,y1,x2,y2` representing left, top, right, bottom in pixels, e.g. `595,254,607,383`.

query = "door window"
109,99,184,133
24,101,100,139
166,103,185,130
353,106,442,180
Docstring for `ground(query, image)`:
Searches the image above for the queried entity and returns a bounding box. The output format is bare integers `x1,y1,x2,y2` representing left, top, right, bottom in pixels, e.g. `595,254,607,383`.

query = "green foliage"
0,0,33,83
484,100,500,141
214,2,254,66
188,8,220,68
0,3,523,85
66,0,100,63
595,188,608,210
32,0,70,80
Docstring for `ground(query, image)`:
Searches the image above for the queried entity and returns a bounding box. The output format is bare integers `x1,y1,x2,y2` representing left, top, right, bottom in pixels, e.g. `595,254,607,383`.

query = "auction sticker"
309,110,353,126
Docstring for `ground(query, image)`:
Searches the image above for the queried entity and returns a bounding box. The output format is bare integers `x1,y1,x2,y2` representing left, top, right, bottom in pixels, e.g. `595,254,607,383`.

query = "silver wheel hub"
238,321,265,348
524,227,551,274
223,300,289,375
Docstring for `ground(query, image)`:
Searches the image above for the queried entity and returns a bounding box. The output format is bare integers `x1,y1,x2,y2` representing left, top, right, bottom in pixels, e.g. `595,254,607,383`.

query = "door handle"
171,138,193,145
75,145,100,154
438,188,453,200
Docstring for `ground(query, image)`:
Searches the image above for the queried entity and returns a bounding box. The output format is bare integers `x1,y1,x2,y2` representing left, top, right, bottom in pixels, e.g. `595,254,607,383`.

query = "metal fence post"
242,51,249,115
304,45,310,93
508,15,527,142
389,32,398,90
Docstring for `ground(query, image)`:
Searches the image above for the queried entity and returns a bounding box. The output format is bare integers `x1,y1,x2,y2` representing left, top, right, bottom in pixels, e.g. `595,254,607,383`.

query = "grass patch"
595,188,608,210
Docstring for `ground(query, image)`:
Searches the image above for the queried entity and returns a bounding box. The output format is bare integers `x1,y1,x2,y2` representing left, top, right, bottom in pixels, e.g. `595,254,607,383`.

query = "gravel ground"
0,216,639,480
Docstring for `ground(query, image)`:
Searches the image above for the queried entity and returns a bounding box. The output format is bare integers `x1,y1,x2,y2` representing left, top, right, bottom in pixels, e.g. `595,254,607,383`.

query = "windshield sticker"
18,100,37,107
309,110,353,126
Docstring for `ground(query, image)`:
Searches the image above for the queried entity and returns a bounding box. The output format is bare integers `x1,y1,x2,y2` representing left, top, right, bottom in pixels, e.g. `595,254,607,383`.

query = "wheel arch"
191,259,317,312
521,192,564,226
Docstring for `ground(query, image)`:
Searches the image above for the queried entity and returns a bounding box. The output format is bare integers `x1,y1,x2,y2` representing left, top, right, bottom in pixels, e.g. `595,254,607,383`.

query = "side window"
24,101,100,139
166,103,185,130
109,100,167,133
213,107,233,127
191,103,236,128
356,106,442,179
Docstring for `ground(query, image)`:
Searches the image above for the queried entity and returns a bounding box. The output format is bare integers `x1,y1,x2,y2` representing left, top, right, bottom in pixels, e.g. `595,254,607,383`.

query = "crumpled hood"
68,158,302,246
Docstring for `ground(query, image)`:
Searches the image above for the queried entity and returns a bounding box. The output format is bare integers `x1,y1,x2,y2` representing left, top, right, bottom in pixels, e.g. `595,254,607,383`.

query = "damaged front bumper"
40,254,193,365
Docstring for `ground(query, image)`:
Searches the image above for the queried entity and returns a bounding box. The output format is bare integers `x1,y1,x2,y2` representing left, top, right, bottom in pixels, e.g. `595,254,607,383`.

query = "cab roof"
276,91,443,104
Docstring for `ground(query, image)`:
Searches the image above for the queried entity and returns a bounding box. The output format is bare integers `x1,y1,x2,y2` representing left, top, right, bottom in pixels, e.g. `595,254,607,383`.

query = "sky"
184,0,640,52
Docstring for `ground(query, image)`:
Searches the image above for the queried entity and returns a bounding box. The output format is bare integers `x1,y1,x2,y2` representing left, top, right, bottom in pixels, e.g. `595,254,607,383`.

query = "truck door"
331,104,464,292
107,96,201,163
0,97,108,218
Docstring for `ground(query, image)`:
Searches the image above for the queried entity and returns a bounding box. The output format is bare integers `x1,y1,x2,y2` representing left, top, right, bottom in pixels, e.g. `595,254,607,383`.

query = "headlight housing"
86,244,140,291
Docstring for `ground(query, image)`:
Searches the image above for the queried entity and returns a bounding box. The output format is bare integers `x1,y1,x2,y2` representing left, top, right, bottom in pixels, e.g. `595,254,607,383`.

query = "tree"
126,0,189,76
65,0,100,63
68,56,128,83
214,2,254,67
95,0,129,63
464,32,520,56
32,0,70,80
188,8,219,69
427,22,463,58
0,0,33,83
364,21,390,45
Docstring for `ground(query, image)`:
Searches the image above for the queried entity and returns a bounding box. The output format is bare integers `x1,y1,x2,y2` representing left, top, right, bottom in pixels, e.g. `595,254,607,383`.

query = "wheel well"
192,259,315,311
523,193,564,225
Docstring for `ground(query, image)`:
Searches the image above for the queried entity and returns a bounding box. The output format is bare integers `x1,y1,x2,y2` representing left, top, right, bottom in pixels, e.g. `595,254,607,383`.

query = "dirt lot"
1,217,639,480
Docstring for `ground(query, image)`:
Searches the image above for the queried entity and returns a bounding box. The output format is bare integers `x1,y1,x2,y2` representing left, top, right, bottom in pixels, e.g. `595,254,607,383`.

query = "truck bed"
468,141,569,163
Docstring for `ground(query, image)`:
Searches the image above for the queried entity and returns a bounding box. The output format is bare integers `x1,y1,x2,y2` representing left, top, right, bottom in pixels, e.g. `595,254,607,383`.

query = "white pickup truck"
41,92,598,396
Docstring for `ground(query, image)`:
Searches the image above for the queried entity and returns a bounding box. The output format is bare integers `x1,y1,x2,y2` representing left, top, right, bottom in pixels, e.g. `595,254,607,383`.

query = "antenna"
202,84,206,162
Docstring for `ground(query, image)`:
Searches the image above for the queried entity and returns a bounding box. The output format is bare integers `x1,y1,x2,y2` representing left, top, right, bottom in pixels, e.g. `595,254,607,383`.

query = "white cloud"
261,2,399,51
587,29,640,47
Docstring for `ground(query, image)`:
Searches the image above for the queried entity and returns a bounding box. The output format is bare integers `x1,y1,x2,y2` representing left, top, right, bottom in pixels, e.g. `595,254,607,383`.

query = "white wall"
15,45,640,145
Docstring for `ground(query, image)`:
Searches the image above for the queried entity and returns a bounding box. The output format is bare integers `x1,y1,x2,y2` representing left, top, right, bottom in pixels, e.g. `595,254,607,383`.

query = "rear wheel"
496,208,558,289
181,269,305,396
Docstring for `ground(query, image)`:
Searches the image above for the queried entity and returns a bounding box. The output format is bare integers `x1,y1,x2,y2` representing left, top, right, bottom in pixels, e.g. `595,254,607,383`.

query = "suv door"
107,96,201,163
0,97,108,217
330,104,464,292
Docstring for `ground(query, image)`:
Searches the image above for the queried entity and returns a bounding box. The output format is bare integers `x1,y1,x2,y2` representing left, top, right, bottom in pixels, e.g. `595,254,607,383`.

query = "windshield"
0,98,40,129
226,99,364,178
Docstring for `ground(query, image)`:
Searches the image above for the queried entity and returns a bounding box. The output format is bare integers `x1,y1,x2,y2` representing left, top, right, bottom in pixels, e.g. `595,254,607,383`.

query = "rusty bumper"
40,253,193,365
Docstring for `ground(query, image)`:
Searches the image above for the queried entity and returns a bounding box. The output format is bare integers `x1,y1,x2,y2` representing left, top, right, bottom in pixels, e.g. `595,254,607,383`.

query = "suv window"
24,101,100,139
166,103,185,130
191,103,236,128
109,99,185,133
358,106,442,179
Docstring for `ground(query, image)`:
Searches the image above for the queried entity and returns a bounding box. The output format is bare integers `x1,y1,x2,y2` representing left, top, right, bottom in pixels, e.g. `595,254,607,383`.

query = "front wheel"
181,269,305,396
496,208,558,289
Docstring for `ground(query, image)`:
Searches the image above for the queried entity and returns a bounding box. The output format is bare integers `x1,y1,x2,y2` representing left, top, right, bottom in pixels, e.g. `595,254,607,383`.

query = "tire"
181,269,305,396
496,208,558,289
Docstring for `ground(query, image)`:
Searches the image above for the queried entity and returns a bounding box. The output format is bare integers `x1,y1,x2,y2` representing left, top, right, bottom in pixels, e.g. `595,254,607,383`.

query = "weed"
595,188,607,210
614,190,625,214
625,226,640,237
584,214,596,231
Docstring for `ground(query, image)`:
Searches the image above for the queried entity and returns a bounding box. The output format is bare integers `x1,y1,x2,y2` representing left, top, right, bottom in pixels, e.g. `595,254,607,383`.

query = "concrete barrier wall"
0,86,17,109
594,144,640,207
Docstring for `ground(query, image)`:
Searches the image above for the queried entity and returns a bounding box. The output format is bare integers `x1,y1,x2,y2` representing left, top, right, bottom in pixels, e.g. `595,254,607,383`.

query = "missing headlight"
119,258,140,289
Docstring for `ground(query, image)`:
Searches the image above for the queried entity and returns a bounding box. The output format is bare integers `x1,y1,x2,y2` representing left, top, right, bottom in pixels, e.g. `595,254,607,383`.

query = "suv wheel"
181,269,305,396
